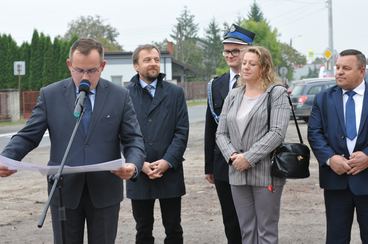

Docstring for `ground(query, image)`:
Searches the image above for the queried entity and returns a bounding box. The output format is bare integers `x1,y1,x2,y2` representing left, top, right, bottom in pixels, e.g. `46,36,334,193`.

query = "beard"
145,68,160,82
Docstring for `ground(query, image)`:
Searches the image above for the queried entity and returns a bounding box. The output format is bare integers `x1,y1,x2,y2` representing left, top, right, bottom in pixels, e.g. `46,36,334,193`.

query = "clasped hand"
330,151,368,175
230,153,251,172
142,159,170,179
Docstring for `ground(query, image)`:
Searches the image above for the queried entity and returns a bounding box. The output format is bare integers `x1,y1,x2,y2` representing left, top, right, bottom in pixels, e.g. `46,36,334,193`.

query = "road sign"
307,49,314,59
14,61,26,76
324,50,332,60
279,66,288,77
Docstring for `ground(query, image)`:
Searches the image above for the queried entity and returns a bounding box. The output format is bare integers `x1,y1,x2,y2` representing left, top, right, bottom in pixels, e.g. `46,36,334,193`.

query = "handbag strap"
267,85,304,144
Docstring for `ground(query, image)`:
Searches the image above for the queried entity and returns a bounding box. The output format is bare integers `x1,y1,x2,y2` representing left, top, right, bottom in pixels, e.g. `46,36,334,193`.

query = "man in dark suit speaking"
126,44,189,244
0,38,145,244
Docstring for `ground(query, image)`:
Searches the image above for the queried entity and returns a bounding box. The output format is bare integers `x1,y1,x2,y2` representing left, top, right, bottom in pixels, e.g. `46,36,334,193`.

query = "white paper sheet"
0,155,124,175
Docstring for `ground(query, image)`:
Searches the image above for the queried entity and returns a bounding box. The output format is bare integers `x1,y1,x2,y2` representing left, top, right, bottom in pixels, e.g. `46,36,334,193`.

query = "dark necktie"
82,94,92,134
232,74,239,89
145,85,155,98
345,90,357,140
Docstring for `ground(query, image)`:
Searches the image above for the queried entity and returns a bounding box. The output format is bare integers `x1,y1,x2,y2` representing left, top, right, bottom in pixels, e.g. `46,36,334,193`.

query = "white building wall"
101,56,173,86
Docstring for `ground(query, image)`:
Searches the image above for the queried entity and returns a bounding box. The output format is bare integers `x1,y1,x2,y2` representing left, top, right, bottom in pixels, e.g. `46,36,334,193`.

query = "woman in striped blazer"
216,46,290,244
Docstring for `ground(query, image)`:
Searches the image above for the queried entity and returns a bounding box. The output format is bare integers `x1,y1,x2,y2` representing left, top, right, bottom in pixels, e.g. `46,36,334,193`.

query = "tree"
41,36,55,87
203,19,223,80
279,43,307,80
29,30,44,90
0,34,18,89
64,15,122,51
242,20,282,66
170,7,204,80
18,42,31,90
248,1,265,22
170,6,200,63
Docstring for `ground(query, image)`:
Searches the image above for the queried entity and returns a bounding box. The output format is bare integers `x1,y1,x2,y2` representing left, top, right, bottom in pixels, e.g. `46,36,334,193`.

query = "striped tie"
82,94,92,134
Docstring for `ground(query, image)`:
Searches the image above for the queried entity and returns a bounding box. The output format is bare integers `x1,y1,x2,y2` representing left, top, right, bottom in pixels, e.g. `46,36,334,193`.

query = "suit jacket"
204,73,232,182
126,73,189,199
1,78,145,208
216,85,290,186
308,82,368,195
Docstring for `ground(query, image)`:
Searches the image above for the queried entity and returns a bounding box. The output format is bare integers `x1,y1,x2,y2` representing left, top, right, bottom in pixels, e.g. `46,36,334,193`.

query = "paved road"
0,104,207,149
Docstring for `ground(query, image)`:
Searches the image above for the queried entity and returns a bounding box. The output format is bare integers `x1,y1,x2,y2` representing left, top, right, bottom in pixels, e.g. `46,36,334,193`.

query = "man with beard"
126,44,189,244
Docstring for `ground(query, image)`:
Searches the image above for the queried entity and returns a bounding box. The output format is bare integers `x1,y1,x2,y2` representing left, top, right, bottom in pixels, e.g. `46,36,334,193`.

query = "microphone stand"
37,107,86,244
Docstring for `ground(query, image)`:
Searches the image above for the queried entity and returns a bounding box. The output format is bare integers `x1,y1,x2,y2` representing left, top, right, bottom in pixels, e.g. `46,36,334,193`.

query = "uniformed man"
204,24,255,244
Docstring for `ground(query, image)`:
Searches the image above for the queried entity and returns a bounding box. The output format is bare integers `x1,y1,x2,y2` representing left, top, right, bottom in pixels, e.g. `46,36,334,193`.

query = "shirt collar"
229,69,239,82
75,86,96,95
139,79,157,89
342,80,365,96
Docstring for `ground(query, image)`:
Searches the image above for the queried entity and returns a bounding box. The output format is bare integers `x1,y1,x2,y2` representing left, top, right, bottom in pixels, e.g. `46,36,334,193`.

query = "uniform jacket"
1,78,145,208
126,73,189,199
308,82,368,195
216,85,290,186
204,73,231,181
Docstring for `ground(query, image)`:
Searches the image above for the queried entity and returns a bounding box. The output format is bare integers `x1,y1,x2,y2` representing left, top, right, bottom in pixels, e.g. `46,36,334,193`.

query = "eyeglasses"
222,48,246,57
71,66,101,76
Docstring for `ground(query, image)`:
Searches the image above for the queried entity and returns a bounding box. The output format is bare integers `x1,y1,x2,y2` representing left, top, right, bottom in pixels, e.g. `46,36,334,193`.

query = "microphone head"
79,80,91,93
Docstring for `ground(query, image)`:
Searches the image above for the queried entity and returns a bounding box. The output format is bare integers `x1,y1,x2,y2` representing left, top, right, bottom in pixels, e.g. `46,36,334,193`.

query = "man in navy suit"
308,49,368,244
0,38,145,244
204,24,255,244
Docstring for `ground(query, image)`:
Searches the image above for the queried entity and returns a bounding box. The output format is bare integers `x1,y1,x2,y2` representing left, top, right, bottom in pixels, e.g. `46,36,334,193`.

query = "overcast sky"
2,0,368,59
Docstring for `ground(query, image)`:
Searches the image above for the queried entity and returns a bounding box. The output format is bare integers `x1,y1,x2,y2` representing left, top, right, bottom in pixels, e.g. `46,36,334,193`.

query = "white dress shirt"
343,80,365,155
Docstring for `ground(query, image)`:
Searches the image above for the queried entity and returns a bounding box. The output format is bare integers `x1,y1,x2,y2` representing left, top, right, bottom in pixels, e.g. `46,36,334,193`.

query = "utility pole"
327,0,334,72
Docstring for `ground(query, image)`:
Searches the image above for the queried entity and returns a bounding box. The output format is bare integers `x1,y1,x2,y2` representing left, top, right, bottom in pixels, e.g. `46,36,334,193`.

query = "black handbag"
267,85,310,179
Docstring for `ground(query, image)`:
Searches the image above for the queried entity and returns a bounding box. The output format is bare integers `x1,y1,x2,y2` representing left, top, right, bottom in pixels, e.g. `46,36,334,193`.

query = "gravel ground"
0,120,361,243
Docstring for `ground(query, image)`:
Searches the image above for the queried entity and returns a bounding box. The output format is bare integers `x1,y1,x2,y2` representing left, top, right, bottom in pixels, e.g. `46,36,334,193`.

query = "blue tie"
82,94,92,134
145,85,155,98
345,90,357,140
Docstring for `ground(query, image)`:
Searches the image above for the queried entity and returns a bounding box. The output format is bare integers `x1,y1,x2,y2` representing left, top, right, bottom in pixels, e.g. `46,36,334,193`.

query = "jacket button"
148,119,152,122
240,150,244,153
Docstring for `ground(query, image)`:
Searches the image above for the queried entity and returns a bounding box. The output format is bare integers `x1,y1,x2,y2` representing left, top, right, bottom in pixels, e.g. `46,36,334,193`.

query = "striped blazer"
216,84,290,186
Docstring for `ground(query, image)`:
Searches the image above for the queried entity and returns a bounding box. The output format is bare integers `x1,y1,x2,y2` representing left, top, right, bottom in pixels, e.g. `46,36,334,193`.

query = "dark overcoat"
126,73,189,199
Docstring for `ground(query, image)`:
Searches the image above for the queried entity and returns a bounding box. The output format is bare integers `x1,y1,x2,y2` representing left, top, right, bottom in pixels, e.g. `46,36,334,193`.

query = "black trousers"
324,189,368,244
131,197,183,244
215,179,242,244
51,186,120,244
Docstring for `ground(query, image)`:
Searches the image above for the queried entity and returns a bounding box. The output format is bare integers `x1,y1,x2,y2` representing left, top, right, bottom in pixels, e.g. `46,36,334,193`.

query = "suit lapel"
220,73,230,100
63,78,77,116
228,88,244,145
147,81,168,115
358,82,368,135
86,79,109,140
239,91,267,139
332,86,346,135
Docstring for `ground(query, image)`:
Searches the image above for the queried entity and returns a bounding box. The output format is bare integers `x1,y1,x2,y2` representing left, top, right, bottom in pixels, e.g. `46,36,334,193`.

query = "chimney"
167,41,174,55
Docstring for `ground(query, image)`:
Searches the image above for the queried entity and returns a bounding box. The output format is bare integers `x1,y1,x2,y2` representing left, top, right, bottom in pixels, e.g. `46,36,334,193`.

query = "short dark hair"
339,49,366,68
132,44,160,65
69,38,104,61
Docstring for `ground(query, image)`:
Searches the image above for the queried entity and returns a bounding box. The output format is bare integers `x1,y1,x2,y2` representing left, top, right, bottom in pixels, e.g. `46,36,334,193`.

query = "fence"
0,92,10,121
0,81,208,121
177,81,207,100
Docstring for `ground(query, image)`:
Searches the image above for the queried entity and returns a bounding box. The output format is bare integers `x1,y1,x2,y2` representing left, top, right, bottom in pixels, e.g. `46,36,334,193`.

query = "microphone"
73,79,91,118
